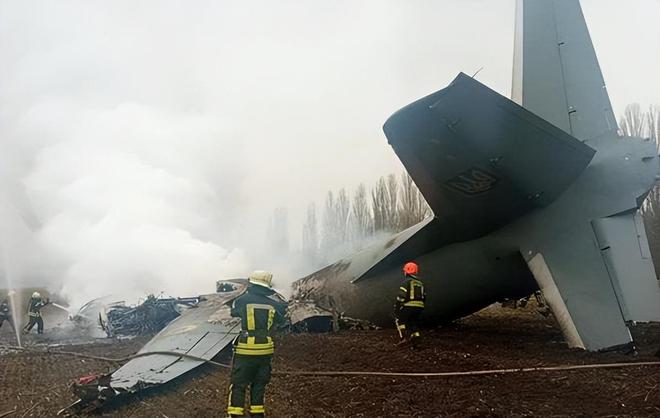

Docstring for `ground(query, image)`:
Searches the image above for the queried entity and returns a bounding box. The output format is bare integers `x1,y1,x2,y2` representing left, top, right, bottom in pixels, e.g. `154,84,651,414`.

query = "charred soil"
1,304,660,417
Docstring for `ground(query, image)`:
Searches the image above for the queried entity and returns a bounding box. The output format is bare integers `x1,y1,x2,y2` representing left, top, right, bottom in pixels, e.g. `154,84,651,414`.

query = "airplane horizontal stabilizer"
383,73,596,244
523,222,633,351
592,211,660,323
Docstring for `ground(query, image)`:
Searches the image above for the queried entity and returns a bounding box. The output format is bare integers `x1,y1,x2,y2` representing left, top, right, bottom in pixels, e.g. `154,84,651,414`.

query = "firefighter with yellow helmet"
395,261,426,348
23,291,50,335
227,271,287,418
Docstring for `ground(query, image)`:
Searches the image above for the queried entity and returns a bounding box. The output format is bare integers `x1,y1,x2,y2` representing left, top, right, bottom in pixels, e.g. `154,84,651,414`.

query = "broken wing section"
524,223,632,351
110,292,241,390
383,73,595,244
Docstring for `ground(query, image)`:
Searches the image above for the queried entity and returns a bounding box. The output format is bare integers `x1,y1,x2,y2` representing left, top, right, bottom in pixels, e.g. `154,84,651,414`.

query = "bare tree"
371,177,388,233
320,191,338,257
619,103,648,138
399,172,432,229
386,174,399,230
647,104,659,144
302,203,318,263
335,188,350,243
351,183,372,244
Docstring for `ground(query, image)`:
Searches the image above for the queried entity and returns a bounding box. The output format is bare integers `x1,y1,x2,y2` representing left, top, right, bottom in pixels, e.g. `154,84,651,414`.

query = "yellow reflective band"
404,300,424,308
412,332,420,337
397,324,406,330
246,303,276,331
237,341,274,350
235,347,275,355
399,286,407,292
227,406,244,415
267,307,275,330
247,336,256,346
247,305,256,330
249,405,265,414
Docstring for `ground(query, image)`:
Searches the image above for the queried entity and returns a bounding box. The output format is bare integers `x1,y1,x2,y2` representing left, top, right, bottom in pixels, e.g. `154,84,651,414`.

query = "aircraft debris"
100,295,199,338
288,300,335,332
59,281,285,415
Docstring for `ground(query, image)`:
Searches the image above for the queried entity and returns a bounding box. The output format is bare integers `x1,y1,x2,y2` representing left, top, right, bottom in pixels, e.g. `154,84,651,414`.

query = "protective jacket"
230,285,287,356
396,275,426,309
27,298,48,317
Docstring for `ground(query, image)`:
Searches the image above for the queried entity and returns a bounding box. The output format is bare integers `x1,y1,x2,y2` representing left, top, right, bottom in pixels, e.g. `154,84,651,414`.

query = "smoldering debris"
99,295,199,338
59,290,243,416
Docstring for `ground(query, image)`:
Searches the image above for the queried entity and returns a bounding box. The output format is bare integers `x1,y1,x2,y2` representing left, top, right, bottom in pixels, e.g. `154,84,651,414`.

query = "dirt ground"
1,303,660,417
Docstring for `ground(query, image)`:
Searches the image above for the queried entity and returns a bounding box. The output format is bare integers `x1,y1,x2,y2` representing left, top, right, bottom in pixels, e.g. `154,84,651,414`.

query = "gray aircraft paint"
294,0,660,351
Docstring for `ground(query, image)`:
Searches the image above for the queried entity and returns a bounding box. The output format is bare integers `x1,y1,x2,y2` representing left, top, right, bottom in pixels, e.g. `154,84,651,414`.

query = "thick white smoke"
1,0,657,308
17,102,249,307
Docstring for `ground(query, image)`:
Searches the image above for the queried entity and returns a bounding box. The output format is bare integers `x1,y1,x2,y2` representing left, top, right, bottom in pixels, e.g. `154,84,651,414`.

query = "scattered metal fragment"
59,286,245,416
288,300,335,332
100,295,199,338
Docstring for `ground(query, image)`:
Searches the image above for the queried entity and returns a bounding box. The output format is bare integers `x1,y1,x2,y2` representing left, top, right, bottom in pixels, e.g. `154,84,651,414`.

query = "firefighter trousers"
396,306,423,347
227,354,272,417
24,315,43,334
0,315,14,330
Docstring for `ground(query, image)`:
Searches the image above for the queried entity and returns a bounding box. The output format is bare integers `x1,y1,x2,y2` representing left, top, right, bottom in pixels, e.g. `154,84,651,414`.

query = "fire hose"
3,344,660,378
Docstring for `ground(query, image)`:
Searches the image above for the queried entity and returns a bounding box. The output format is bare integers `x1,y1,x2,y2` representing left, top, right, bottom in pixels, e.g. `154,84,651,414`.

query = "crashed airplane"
294,0,660,352
59,1,660,413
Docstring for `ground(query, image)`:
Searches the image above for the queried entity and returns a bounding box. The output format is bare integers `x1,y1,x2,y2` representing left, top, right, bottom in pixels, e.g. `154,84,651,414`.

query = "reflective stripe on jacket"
231,285,287,356
396,276,426,309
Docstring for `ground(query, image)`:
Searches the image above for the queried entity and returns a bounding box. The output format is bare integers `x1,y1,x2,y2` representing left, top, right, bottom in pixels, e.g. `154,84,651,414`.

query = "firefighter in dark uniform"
227,271,287,418
23,292,49,334
395,262,426,348
0,295,15,331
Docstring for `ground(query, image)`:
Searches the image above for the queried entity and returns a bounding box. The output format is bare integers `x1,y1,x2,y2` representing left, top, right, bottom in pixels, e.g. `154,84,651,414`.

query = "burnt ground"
1,304,660,417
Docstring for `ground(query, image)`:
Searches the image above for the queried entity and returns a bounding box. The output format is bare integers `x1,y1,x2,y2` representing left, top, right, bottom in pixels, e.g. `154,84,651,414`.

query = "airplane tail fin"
512,0,617,141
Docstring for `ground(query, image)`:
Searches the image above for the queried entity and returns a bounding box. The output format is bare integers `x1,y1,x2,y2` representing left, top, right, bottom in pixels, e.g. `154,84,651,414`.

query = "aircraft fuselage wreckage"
294,0,660,352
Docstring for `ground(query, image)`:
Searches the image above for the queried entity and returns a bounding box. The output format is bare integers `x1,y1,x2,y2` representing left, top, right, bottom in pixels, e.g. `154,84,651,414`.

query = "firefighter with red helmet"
395,261,426,348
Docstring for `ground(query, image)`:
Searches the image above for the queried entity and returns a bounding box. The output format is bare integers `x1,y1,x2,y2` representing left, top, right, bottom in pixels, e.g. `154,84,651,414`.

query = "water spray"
6,290,22,347
2,245,22,347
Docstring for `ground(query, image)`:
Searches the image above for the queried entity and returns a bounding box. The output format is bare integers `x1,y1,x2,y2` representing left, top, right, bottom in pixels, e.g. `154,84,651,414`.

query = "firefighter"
0,296,14,330
22,292,49,335
395,261,426,349
227,271,287,418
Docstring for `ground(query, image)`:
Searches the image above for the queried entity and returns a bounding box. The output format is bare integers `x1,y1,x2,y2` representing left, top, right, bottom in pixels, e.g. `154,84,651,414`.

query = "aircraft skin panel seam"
550,0,573,137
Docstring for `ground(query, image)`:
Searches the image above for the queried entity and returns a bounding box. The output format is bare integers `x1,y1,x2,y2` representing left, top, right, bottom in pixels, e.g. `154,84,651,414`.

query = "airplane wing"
110,291,243,391
383,72,595,244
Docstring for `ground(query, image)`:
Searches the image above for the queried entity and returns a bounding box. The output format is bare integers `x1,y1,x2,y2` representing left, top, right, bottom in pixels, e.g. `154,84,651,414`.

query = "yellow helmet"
248,271,273,288
32,292,42,299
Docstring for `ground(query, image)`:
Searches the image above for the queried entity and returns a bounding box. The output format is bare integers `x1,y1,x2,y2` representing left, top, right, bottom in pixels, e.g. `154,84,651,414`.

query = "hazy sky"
1,0,658,304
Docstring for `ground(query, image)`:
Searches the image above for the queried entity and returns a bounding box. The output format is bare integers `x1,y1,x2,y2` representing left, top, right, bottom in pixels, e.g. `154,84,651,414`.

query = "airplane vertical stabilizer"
512,0,617,141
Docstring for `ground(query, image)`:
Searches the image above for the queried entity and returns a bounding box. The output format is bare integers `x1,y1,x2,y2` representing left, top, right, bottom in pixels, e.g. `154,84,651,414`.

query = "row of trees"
619,104,659,142
264,102,659,275
302,173,431,267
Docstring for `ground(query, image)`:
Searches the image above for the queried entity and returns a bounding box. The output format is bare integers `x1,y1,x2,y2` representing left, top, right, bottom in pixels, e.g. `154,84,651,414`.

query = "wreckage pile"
101,295,198,337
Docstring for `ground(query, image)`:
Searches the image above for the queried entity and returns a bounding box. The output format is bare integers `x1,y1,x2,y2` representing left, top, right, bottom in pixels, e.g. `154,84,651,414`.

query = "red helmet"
403,262,419,276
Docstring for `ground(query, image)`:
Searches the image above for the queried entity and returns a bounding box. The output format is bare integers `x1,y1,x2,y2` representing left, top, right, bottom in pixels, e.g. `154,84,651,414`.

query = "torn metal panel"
100,295,200,338
110,292,241,390
288,300,334,333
